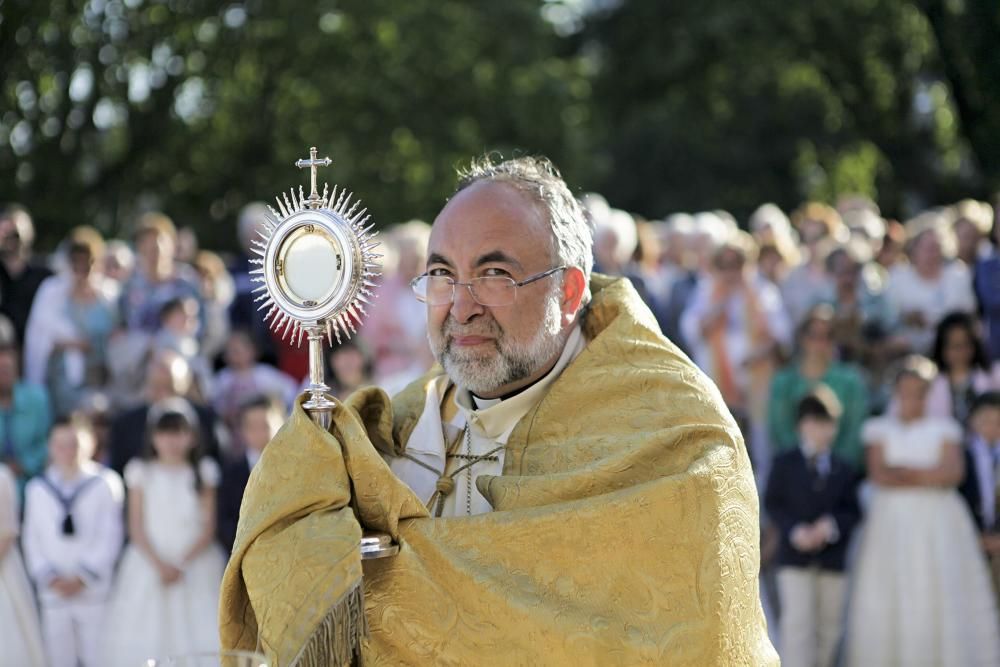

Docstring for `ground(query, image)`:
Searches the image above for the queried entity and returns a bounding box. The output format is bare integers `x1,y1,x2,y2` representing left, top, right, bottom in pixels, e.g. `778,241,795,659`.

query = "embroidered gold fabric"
220,275,778,666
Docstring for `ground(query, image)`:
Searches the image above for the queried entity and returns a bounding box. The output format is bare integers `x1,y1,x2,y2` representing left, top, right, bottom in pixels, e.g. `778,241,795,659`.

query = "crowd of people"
0,188,997,664
588,194,1000,666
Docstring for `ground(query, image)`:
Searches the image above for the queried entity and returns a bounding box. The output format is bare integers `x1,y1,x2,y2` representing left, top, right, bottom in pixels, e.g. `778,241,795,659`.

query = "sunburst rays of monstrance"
249,146,398,559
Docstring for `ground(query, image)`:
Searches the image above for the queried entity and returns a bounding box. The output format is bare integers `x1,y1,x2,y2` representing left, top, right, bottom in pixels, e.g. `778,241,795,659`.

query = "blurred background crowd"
0,187,998,664
3,0,1000,664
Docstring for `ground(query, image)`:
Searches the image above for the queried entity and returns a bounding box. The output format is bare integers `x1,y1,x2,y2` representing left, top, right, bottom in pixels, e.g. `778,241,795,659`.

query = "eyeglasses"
410,266,567,307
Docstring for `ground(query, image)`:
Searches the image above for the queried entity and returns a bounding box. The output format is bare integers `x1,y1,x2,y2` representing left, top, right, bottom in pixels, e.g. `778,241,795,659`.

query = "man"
107,349,222,475
0,204,52,344
221,157,777,665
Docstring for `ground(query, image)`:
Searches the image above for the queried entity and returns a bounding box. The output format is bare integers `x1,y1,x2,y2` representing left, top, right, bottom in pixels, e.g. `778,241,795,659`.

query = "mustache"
442,316,502,339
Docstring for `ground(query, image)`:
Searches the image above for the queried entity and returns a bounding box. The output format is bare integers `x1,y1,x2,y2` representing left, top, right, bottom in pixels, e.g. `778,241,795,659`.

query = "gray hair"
455,156,594,305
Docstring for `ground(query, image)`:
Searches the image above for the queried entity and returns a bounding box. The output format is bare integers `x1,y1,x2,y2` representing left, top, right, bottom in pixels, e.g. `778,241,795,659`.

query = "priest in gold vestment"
220,156,778,666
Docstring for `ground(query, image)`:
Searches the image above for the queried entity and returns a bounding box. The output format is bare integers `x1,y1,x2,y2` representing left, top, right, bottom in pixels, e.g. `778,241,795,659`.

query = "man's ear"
560,267,587,322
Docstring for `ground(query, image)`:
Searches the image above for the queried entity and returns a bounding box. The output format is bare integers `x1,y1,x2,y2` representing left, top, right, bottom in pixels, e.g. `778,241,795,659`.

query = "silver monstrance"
250,147,398,559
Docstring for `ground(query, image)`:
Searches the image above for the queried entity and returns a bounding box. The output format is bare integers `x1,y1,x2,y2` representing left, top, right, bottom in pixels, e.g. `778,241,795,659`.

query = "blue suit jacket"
764,447,861,571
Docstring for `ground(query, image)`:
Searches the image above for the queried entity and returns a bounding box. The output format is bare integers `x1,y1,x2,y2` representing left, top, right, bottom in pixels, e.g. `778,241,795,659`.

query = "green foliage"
580,0,981,220
0,0,997,248
0,0,591,249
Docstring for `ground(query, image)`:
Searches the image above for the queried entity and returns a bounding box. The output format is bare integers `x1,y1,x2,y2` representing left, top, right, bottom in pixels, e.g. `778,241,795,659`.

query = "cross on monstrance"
295,146,333,209
250,145,397,560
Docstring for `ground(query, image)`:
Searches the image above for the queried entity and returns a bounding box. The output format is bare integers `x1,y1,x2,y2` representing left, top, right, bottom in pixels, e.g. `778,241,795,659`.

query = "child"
0,461,46,665
101,399,226,666
962,390,1000,595
217,394,283,553
213,330,297,429
764,386,860,667
847,356,1000,666
23,416,124,667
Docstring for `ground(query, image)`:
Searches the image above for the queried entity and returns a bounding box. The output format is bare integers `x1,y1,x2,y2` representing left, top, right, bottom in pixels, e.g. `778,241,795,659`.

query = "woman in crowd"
927,311,996,423
768,305,869,470
846,356,1000,666
681,233,791,472
781,202,843,327
24,228,119,418
886,224,976,354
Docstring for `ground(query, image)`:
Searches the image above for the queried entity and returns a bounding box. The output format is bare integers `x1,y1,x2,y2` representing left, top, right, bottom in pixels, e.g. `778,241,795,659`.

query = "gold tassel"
290,578,368,667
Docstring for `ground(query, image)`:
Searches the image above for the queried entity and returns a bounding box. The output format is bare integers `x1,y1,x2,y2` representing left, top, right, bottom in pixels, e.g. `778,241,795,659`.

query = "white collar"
453,325,585,442
44,462,100,491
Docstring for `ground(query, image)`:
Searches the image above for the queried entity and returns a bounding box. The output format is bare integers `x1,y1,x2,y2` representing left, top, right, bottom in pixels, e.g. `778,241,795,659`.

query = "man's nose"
449,282,484,323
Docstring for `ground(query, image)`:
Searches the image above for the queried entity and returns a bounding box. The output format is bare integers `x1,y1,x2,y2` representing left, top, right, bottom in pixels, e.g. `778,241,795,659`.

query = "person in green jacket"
0,331,53,500
769,304,869,469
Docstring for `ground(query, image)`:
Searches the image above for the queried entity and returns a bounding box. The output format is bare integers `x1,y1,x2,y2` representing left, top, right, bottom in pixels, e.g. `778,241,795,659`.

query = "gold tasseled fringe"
290,579,368,667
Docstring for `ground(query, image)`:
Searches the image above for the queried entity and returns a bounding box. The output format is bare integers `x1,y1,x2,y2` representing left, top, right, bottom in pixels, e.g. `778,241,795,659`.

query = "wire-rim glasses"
410,266,567,307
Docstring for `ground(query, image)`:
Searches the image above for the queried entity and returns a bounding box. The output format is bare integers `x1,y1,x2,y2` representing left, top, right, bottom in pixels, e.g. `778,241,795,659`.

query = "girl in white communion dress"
0,462,46,666
101,403,226,666
847,357,1000,666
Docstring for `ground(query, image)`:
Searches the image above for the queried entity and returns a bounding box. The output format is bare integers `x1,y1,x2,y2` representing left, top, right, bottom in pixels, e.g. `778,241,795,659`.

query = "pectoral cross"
295,146,332,209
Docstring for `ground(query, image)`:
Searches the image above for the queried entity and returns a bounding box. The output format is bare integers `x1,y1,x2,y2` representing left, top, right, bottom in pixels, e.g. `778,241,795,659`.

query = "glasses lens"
470,276,516,306
423,276,455,305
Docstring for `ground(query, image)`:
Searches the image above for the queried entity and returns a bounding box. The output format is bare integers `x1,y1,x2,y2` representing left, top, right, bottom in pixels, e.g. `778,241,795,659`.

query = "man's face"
0,215,20,257
425,181,572,398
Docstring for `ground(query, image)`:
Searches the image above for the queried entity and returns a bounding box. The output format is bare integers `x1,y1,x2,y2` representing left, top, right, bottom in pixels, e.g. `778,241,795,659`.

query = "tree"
579,0,985,220
0,0,592,249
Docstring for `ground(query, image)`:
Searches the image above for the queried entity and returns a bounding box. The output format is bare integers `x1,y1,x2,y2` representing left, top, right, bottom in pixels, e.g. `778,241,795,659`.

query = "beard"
429,288,566,396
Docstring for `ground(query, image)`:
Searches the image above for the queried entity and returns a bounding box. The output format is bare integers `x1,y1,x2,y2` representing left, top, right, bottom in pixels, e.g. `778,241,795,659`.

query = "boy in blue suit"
764,386,861,667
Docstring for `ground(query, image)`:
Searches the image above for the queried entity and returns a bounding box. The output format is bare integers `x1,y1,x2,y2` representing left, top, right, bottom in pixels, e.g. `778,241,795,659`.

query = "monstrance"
250,146,398,559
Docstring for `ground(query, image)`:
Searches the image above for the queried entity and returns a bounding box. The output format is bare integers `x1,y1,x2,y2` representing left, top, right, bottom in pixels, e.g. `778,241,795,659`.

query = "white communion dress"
0,463,46,666
847,416,1000,666
101,458,227,667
